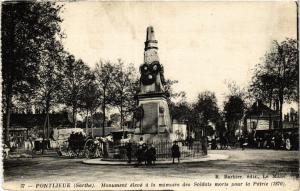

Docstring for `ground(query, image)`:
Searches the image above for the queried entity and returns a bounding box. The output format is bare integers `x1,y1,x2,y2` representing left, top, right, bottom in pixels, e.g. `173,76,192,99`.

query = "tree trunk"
73,106,77,128
45,98,50,139
102,88,106,137
85,110,89,135
4,89,12,144
279,95,284,129
4,10,16,145
121,96,124,139
91,111,94,138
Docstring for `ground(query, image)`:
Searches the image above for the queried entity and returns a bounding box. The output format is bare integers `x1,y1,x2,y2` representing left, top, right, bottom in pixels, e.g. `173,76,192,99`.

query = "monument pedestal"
133,26,172,143
134,93,172,143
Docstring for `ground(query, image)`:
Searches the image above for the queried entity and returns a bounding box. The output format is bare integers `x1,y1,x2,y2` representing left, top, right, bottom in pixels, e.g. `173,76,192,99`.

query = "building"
3,112,73,148
244,101,280,133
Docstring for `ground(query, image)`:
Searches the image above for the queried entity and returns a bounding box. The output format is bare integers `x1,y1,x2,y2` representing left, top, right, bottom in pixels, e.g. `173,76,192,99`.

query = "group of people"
125,137,182,165
125,138,157,165
248,132,298,150
210,131,298,150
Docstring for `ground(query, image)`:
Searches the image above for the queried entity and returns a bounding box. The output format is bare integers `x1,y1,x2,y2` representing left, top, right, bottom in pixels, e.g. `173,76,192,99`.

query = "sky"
60,1,297,112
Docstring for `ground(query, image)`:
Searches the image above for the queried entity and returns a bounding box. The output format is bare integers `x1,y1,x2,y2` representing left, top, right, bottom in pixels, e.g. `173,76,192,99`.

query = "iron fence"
106,140,206,160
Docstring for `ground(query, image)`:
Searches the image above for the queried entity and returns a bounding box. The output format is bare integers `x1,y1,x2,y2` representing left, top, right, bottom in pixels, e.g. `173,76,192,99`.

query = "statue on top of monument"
140,26,166,94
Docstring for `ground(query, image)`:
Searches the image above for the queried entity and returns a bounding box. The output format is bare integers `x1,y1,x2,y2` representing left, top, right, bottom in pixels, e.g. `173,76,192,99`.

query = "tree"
111,60,139,130
35,40,66,139
223,95,245,137
2,2,64,142
79,73,102,134
250,39,298,128
95,60,115,136
164,79,179,100
223,80,246,138
164,79,190,121
169,91,191,122
61,56,92,128
191,91,220,138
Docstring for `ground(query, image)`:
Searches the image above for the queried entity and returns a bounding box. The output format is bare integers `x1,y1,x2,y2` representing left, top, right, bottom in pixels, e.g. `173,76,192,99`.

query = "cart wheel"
94,147,102,158
84,149,90,159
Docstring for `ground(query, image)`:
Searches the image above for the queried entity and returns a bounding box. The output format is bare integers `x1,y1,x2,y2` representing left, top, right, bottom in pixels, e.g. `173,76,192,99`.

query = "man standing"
171,141,181,164
126,143,132,163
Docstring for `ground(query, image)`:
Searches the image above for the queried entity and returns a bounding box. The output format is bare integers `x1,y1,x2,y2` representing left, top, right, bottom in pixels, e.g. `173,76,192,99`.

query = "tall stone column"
134,26,172,143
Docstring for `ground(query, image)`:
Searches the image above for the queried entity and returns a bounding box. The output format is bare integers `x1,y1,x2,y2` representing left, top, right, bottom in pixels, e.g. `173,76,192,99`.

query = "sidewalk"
82,153,229,165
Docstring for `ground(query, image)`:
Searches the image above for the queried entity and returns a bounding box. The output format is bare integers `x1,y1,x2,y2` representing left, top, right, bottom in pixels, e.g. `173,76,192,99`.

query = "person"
257,136,263,149
240,135,245,150
142,143,148,165
136,145,144,166
285,134,291,150
171,141,181,164
145,144,156,165
202,136,208,155
3,144,10,159
274,132,281,150
186,136,193,149
49,130,56,141
126,143,132,163
139,137,144,146
211,137,217,150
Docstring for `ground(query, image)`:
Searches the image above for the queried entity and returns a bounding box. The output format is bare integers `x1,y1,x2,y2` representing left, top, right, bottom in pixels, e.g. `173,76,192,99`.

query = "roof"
245,101,279,118
5,113,73,129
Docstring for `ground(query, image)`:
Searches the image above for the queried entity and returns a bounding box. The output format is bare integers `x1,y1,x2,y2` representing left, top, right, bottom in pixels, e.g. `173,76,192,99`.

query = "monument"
133,26,172,143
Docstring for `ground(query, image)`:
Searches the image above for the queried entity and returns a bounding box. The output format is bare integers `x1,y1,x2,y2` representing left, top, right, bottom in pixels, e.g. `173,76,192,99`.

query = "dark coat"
171,144,180,158
147,147,156,161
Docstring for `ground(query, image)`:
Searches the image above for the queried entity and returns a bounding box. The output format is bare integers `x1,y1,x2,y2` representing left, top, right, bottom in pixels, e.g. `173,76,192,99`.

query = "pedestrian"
145,144,156,165
126,142,132,163
171,141,180,164
211,137,217,150
142,143,148,165
3,144,10,159
136,145,143,166
240,135,245,150
285,134,291,150
139,137,144,146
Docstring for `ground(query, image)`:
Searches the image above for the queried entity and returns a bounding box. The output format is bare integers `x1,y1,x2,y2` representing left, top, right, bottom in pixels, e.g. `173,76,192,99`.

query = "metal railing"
106,140,206,160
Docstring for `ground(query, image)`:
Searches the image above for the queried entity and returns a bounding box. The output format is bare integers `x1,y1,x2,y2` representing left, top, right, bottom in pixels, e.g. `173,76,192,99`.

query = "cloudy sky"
60,1,297,111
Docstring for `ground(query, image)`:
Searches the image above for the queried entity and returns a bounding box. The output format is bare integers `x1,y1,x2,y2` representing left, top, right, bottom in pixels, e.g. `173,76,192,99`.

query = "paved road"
3,149,299,183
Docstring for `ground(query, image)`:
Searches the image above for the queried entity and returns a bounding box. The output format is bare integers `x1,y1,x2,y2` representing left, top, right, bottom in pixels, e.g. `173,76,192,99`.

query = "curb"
82,154,229,165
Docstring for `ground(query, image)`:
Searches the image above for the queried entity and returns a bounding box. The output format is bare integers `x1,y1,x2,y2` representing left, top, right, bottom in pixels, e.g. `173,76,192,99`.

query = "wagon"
57,133,102,158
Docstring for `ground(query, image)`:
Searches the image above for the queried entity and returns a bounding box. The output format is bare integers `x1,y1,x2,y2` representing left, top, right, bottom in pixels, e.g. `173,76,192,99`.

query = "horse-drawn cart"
54,129,103,159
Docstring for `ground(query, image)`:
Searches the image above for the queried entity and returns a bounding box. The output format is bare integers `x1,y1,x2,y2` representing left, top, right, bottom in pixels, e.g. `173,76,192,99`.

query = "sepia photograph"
1,1,299,191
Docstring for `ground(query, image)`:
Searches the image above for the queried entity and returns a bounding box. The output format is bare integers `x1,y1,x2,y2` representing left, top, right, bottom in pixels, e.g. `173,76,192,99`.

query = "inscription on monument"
141,103,158,134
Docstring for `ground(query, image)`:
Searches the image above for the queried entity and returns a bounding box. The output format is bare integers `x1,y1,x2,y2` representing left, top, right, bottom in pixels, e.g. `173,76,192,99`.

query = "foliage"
1,1,64,142
223,95,245,136
224,96,245,122
94,60,116,131
169,92,191,122
192,91,220,124
110,59,139,127
79,72,101,114
61,56,92,128
2,2,63,99
188,91,221,138
35,41,66,113
164,79,179,100
249,38,298,127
